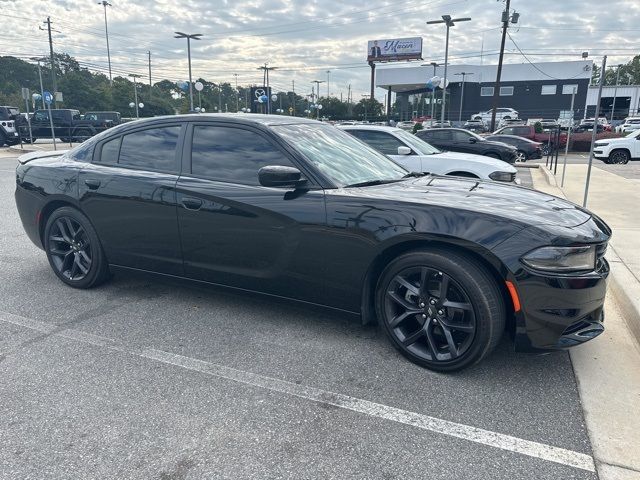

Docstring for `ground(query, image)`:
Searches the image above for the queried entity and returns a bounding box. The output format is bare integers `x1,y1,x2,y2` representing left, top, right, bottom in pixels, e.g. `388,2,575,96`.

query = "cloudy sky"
1,0,639,101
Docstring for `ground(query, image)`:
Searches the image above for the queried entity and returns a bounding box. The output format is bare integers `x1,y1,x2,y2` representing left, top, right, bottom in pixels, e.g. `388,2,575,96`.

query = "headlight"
594,142,609,147
489,171,514,182
522,245,596,272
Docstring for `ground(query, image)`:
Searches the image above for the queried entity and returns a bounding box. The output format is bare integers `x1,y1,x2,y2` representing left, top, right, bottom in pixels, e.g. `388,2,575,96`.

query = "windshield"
392,129,441,155
273,123,408,187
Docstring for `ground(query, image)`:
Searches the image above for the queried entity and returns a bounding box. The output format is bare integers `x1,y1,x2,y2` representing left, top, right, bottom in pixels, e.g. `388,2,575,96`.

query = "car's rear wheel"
44,207,110,289
74,128,92,142
609,149,630,165
375,249,505,372
515,150,528,162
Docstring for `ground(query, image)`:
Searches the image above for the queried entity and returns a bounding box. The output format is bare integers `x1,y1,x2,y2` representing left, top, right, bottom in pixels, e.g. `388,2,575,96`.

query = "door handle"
84,179,101,190
181,197,203,210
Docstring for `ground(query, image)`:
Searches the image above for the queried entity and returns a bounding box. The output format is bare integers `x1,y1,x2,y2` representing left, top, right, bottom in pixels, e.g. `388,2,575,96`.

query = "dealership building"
375,60,638,123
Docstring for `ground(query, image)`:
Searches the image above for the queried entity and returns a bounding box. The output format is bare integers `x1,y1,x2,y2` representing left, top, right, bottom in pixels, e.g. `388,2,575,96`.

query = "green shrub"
412,122,424,134
534,122,543,134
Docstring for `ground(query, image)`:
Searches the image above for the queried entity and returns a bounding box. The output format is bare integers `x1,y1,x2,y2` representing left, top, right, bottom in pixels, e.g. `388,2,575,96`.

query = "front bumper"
512,257,609,352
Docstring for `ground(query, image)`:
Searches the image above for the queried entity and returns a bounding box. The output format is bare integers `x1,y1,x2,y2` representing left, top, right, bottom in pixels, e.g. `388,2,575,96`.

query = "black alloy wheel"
541,143,553,156
609,149,630,165
44,207,110,288
515,150,528,162
376,249,505,372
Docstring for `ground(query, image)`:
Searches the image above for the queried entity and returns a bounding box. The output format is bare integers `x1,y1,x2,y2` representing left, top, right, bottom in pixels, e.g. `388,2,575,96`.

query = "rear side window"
119,126,181,172
190,125,293,185
100,137,121,164
424,130,451,141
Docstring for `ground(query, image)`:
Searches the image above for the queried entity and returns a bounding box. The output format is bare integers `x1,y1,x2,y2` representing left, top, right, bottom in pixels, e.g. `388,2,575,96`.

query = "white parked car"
472,108,519,123
396,121,415,130
593,129,640,164
616,117,640,134
339,125,518,183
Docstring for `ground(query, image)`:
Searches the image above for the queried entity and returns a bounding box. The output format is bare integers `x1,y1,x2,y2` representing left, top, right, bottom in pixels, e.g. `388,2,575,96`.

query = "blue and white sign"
43,90,53,105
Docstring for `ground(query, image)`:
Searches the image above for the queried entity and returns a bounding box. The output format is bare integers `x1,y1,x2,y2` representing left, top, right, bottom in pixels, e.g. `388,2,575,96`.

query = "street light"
98,1,112,86
174,32,202,112
30,57,47,109
426,15,471,124
610,64,622,123
422,61,442,124
454,72,474,122
129,73,142,118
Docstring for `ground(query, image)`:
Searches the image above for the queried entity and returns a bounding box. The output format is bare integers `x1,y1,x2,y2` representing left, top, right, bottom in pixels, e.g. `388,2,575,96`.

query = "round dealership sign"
194,81,204,92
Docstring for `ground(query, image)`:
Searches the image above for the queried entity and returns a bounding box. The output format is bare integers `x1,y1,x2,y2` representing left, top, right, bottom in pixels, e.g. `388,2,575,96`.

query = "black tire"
44,207,110,289
609,149,630,165
74,129,93,142
375,249,505,372
515,150,528,162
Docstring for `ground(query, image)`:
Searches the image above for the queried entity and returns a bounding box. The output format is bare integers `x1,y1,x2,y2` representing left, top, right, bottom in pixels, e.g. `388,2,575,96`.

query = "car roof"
112,113,321,128
338,124,401,132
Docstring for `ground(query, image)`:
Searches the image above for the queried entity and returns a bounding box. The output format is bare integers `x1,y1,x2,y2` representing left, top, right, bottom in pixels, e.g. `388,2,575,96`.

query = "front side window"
118,126,180,172
349,130,406,156
452,130,473,142
273,124,407,187
34,111,48,122
191,126,293,185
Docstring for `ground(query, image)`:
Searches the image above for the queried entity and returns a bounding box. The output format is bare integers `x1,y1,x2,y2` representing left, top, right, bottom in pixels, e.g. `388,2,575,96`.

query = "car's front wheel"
609,149,630,164
44,207,110,289
375,249,505,372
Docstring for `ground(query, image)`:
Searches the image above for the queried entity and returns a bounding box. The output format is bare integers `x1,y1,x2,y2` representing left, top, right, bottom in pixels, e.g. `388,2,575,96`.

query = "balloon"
129,102,135,108
426,76,441,90
32,93,42,100
259,95,268,103
177,81,189,92
271,94,277,102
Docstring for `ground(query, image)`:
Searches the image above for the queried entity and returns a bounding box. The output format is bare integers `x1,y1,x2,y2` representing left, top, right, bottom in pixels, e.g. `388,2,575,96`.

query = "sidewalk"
532,165,640,480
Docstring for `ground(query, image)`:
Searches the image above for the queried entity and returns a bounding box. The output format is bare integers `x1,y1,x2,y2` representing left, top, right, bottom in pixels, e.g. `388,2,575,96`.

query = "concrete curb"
537,165,640,347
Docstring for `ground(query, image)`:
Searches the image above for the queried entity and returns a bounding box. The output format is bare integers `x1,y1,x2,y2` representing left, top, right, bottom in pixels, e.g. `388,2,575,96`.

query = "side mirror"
397,146,412,155
469,137,477,143
259,165,306,188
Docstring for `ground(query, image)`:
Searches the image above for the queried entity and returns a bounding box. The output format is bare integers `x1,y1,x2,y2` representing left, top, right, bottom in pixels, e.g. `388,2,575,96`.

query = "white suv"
340,125,517,183
472,108,519,123
617,117,640,134
593,129,640,164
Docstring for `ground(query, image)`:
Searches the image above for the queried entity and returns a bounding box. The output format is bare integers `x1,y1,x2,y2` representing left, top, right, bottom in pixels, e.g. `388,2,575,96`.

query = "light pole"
30,57,47,109
233,73,239,112
422,62,442,124
326,70,331,97
454,72,473,122
258,64,277,114
174,32,202,112
98,1,113,86
129,73,142,118
610,64,622,123
427,15,471,125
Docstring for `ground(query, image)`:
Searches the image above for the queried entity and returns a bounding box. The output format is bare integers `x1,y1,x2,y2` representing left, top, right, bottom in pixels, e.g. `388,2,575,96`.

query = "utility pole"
233,73,239,112
98,1,113,86
42,17,58,108
368,62,376,100
490,0,518,131
454,72,474,122
147,51,152,101
257,64,277,114
610,64,622,123
291,79,296,115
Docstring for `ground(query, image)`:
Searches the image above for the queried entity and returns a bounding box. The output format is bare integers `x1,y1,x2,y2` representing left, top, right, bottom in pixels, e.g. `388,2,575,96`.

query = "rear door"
418,129,452,151
176,123,327,303
78,122,185,275
450,129,478,154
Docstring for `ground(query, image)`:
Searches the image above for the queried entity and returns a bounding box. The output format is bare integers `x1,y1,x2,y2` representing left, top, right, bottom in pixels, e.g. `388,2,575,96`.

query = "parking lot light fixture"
174,32,203,112
454,72,474,122
427,15,471,125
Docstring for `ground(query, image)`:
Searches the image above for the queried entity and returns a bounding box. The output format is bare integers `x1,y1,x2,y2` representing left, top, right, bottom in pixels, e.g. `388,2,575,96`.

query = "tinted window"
191,126,293,185
421,129,451,141
119,126,180,172
34,111,48,122
349,130,405,155
451,130,472,142
514,126,530,136
100,137,121,164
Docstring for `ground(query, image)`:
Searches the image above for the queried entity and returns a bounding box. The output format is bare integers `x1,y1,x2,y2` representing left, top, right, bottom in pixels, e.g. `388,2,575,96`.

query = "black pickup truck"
28,109,115,142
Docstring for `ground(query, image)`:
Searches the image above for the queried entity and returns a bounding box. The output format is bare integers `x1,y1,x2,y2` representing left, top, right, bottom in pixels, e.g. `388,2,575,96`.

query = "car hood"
429,151,517,172
341,175,591,228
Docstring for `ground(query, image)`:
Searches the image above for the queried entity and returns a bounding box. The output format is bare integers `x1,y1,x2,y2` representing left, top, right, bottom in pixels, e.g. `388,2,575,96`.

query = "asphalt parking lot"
0,149,598,479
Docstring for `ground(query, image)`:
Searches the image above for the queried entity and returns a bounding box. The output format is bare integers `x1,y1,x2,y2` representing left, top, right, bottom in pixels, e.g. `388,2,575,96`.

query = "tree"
353,97,384,120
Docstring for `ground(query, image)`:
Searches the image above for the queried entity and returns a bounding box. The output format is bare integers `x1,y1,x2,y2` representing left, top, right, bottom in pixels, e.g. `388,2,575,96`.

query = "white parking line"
1,312,596,473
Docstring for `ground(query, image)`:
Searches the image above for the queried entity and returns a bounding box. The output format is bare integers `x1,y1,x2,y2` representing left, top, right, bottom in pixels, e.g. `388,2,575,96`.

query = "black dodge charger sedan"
416,127,518,164
15,115,611,372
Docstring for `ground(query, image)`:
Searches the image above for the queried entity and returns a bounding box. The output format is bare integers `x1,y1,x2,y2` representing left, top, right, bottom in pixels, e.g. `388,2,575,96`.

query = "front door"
176,123,327,303
78,123,185,275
